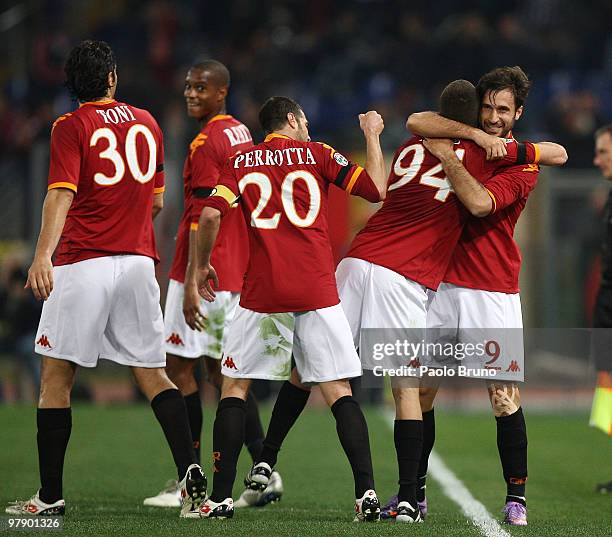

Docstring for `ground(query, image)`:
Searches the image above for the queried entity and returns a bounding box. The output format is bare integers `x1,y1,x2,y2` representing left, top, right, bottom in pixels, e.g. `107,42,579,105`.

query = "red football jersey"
443,163,540,293
203,133,382,313
168,115,253,291
48,99,165,266
346,136,538,289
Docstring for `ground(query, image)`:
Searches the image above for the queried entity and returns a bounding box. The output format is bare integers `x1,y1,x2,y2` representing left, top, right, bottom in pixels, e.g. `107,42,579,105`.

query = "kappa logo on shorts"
223,356,237,370
505,360,521,373
166,333,184,346
36,335,52,349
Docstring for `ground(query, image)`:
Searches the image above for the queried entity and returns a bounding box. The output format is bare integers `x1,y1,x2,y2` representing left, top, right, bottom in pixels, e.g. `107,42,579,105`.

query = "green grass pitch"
1,404,610,536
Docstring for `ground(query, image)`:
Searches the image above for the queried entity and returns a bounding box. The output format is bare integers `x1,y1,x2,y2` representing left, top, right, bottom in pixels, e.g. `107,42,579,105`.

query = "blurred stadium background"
0,1,610,417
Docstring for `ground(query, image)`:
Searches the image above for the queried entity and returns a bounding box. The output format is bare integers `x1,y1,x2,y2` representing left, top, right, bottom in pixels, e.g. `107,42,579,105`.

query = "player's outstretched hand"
474,130,507,160
183,282,206,331
359,111,384,136
197,264,219,303
423,138,454,159
25,255,53,300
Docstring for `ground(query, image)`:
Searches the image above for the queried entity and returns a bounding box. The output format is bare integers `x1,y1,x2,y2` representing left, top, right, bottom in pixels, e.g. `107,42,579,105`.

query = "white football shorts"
221,303,362,384
164,279,239,359
425,282,525,381
336,257,429,370
35,255,165,368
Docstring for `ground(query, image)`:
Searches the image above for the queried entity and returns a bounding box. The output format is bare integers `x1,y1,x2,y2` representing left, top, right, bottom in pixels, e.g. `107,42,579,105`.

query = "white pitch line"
383,411,511,537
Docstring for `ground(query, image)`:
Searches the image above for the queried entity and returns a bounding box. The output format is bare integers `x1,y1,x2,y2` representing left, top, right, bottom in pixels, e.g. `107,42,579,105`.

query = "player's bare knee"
488,382,521,417
220,376,250,400
419,385,439,412
319,379,352,407
38,357,76,407
392,386,421,420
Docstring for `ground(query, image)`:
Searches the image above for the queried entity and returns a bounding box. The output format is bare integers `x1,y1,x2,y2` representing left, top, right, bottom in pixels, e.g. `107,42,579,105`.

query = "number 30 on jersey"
89,124,157,186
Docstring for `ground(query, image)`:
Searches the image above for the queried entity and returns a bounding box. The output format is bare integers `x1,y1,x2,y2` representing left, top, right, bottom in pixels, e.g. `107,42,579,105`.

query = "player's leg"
488,381,528,525
358,263,428,522
390,379,423,523
241,366,309,506
416,378,440,517
205,376,251,515
105,256,205,518
7,258,112,516
294,304,380,522
200,305,295,519
456,285,528,524
36,358,76,512
163,279,206,463
166,355,201,460
257,367,310,469
131,366,199,479
204,355,266,463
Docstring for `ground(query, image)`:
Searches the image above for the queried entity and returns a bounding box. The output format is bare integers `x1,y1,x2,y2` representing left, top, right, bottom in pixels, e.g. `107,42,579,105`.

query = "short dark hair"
191,59,230,87
259,96,303,134
439,80,479,127
595,124,612,140
476,66,531,109
65,40,116,102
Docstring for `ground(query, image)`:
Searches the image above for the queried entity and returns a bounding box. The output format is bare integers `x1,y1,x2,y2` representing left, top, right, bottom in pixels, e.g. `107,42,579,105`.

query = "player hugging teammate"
6,38,568,527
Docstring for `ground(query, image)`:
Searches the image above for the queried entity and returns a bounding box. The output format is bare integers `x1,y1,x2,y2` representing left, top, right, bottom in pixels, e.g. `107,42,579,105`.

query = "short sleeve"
201,159,240,218
190,134,228,223
154,125,165,194
480,140,539,176
485,164,539,213
315,142,381,202
48,115,81,192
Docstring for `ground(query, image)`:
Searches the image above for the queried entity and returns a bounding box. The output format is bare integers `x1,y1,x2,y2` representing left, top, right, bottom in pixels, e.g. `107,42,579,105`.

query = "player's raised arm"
359,111,387,199
407,111,507,160
27,188,75,300
423,138,493,217
533,141,568,166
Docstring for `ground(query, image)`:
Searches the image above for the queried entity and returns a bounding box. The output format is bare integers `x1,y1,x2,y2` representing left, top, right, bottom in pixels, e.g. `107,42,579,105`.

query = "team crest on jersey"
333,152,349,167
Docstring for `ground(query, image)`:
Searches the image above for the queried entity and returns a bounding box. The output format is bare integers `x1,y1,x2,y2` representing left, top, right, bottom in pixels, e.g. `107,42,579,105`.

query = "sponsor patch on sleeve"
333,152,349,167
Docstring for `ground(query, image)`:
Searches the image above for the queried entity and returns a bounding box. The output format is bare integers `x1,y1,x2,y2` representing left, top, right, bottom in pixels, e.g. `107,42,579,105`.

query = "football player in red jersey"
143,60,278,509
5,41,206,519
407,66,568,526
194,97,388,521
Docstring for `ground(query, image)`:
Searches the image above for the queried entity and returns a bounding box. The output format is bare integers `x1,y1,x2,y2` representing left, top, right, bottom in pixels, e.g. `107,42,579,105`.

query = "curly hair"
65,40,116,102
476,66,531,110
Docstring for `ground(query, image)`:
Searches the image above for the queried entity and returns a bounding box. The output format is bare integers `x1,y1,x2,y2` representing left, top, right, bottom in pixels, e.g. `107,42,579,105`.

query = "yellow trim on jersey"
153,186,165,194
190,222,199,231
345,166,364,194
486,188,497,213
317,142,336,158
207,114,233,124
264,133,292,142
52,113,72,132
213,184,238,205
533,144,541,164
48,181,77,192
189,133,209,157
79,99,116,107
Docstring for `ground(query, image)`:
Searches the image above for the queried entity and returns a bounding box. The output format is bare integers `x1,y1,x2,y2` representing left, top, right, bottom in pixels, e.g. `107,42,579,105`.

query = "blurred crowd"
2,0,612,163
